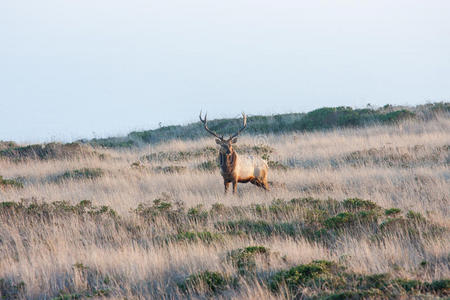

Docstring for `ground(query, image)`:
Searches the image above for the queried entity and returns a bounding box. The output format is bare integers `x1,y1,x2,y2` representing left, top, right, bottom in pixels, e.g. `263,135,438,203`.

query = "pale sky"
1,0,449,143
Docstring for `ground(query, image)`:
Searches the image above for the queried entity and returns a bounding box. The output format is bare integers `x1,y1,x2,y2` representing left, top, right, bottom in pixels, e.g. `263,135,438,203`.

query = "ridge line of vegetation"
82,102,448,148
0,103,447,152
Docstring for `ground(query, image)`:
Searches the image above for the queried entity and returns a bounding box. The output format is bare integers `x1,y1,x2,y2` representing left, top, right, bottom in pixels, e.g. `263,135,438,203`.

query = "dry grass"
0,117,449,299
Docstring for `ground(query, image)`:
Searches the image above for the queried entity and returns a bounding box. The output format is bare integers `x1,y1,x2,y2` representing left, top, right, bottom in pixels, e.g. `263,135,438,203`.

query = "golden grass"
0,117,449,298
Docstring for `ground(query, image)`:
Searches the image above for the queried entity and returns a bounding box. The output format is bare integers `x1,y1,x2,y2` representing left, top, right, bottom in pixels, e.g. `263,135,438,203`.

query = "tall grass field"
1,104,449,299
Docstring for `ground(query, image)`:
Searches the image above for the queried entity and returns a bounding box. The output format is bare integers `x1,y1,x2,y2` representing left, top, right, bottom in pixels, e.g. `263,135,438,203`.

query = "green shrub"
394,278,423,292
324,210,378,230
172,231,223,244
385,208,401,216
134,195,185,225
0,176,23,189
227,246,270,274
357,273,391,290
406,210,426,222
430,279,450,292
54,168,104,182
187,205,208,223
269,260,337,292
179,271,234,295
378,109,415,123
342,198,379,211
324,212,356,229
0,278,26,299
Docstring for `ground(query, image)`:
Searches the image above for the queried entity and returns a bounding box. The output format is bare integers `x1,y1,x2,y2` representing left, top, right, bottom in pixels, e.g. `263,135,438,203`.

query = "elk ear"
231,137,238,144
215,139,222,144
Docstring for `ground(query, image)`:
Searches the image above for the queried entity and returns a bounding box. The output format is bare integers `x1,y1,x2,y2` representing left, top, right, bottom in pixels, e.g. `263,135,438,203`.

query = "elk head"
199,111,247,157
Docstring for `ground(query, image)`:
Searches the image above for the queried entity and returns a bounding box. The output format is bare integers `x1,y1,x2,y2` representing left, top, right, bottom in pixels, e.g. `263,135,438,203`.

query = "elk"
199,111,269,193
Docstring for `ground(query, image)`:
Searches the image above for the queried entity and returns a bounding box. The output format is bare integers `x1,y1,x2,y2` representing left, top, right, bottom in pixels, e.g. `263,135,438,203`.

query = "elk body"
199,112,269,193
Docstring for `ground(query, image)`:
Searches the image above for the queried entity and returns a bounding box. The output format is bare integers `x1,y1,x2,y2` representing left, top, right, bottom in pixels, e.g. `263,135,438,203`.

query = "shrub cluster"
0,200,117,220
268,261,450,298
178,258,449,298
2,195,448,299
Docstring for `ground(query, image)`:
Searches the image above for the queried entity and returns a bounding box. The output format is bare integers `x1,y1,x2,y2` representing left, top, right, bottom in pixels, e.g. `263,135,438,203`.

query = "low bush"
0,278,26,299
342,198,379,211
0,176,23,189
385,208,401,216
269,260,338,292
171,231,223,244
53,168,104,182
134,195,185,225
178,271,235,295
187,204,208,223
324,210,379,230
227,246,270,274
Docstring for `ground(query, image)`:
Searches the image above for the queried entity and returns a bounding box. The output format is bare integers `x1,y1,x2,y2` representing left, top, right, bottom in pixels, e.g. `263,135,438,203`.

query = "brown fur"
200,111,269,194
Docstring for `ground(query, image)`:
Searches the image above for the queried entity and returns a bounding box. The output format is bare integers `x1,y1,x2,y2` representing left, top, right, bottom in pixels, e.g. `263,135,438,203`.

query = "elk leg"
232,181,237,194
224,181,230,194
263,180,270,191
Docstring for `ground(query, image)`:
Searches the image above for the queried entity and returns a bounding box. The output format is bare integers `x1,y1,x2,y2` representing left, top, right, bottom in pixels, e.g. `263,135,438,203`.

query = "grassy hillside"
0,111,449,299
83,102,448,148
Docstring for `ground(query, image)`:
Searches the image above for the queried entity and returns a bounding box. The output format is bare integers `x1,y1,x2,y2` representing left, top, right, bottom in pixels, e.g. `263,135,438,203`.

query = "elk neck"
220,151,237,174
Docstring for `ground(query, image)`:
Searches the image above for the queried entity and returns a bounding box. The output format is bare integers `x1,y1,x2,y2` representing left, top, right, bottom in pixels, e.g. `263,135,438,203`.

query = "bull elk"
199,112,269,193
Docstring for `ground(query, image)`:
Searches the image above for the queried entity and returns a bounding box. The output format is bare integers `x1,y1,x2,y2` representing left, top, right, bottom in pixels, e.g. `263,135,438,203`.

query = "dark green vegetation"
80,103,448,148
52,168,104,182
268,261,449,298
0,279,25,300
227,246,271,274
0,176,23,189
1,196,448,299
178,255,449,298
178,271,237,295
0,142,95,161
0,199,117,219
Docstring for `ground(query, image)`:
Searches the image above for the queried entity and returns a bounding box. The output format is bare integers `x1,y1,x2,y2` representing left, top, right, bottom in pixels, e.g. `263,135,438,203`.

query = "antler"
199,111,223,140
229,112,247,140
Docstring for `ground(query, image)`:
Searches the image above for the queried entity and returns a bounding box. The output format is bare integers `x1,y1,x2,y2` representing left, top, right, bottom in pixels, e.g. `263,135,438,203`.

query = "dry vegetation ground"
0,117,449,299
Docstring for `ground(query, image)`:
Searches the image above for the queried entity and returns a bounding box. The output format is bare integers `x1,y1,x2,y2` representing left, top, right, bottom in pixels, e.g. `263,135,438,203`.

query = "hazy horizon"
1,0,449,143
